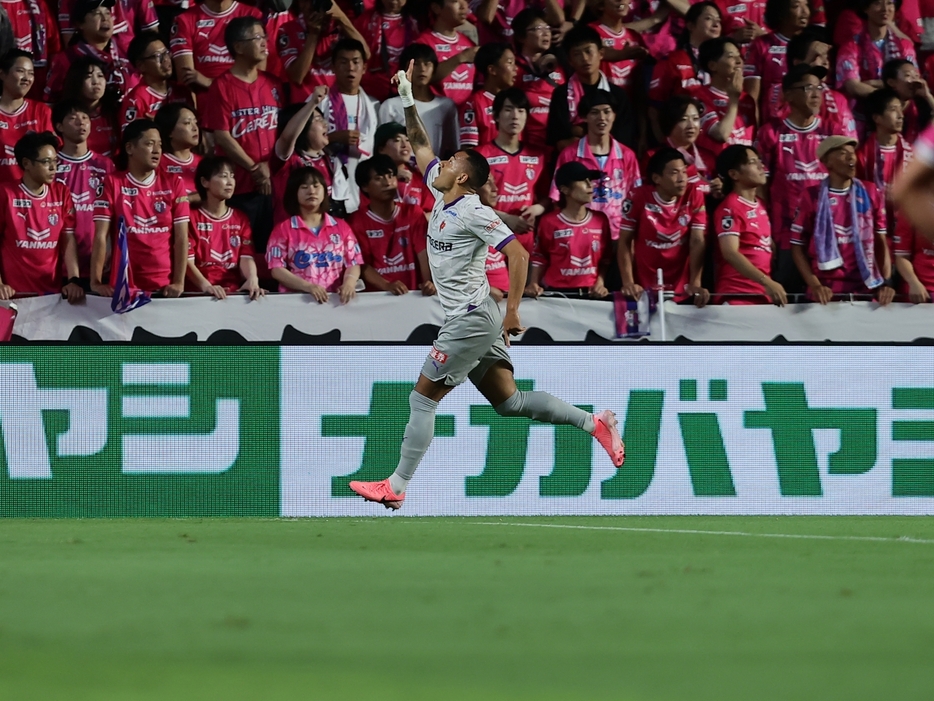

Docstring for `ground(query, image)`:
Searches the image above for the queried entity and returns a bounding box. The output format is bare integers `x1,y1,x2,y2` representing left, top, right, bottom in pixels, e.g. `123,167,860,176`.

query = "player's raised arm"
395,62,437,176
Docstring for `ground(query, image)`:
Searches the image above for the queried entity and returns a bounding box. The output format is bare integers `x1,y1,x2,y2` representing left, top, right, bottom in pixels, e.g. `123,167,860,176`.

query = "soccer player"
791,136,893,305
858,88,912,236
203,17,283,251
713,144,786,305
347,63,625,510
119,31,192,129
619,148,709,305
458,43,517,148
169,0,262,92
186,156,263,299
475,88,549,253
265,166,362,302
155,103,202,205
91,119,190,297
53,99,114,278
0,50,54,185
526,162,611,299
0,132,83,303
416,0,478,107
511,9,565,152
349,154,433,295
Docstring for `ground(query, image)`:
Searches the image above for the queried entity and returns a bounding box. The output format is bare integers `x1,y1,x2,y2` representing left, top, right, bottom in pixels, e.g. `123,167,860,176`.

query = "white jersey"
425,159,515,318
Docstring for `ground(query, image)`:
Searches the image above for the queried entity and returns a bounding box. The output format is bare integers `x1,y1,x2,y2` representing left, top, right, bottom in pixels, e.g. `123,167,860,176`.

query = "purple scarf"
328,87,350,165
813,179,883,289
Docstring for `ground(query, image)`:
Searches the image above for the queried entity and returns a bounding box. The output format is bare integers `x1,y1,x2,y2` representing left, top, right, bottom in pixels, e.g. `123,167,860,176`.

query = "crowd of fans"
0,0,933,309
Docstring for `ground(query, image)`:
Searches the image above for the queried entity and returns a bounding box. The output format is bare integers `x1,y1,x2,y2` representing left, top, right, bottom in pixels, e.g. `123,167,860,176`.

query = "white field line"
472,521,934,545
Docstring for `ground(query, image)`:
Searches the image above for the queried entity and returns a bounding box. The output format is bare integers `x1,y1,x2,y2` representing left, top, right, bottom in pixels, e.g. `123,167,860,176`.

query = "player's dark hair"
883,58,915,85
332,38,367,63
283,166,330,217
698,37,739,74
52,99,92,133
647,147,687,179
717,144,759,195
578,89,617,119
785,26,825,64
14,131,60,168
398,43,439,72
354,154,397,191
195,156,235,201
0,49,34,74
155,102,197,152
562,25,602,56
492,87,530,119
658,95,704,137
475,43,513,79
127,31,164,66
855,0,879,15
225,17,264,56
118,118,160,170
866,87,901,119
462,149,490,191
276,103,325,154
679,1,721,49
511,8,547,48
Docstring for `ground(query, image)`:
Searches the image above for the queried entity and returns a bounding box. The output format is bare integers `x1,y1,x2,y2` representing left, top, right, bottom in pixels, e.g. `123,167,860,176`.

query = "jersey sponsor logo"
554,228,573,239
519,155,540,165
727,3,747,12
196,222,213,231
231,108,279,139
484,219,503,233
429,346,448,364
768,46,786,54
122,187,139,196
16,239,57,249
12,199,31,208
428,235,453,252
365,229,385,238
196,19,215,28
486,155,508,165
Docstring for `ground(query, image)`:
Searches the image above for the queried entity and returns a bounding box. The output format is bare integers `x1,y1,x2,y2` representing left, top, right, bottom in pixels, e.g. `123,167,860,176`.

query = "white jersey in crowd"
425,159,515,319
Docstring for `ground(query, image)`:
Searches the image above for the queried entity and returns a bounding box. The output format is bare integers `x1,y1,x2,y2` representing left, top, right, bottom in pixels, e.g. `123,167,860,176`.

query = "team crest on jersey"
678,214,689,227
622,199,632,214
439,221,446,230
330,233,341,245
464,110,474,124
48,213,59,226
399,237,408,247
125,107,138,122
526,168,535,180
613,169,622,181
592,239,600,251
278,34,289,48
229,235,240,247
721,215,733,230
154,200,167,213
89,177,100,190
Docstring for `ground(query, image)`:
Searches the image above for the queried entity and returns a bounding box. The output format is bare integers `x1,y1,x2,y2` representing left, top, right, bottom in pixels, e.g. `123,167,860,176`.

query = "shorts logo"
429,347,448,364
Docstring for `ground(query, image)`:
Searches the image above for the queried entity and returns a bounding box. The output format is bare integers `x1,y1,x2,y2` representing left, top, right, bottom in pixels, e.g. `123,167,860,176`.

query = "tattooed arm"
396,61,438,176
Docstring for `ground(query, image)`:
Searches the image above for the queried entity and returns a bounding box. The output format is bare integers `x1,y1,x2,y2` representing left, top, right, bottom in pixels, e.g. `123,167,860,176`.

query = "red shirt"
643,142,714,195
715,0,766,33
203,71,283,195
894,212,934,293
277,16,341,102
271,151,334,224
93,170,190,291
714,192,773,302
649,47,706,103
397,168,431,212
45,42,138,104
486,246,510,290
187,205,254,291
88,108,118,157
476,142,548,252
0,182,76,294
56,150,114,277
620,184,707,298
3,0,60,75
118,82,193,128
59,0,158,55
159,152,202,200
355,10,417,102
591,23,645,95
0,100,53,184
415,30,476,107
514,55,564,151
857,134,912,235
692,84,757,165
458,90,497,148
348,204,428,289
533,209,611,289
743,32,789,125
790,181,887,294
169,1,263,82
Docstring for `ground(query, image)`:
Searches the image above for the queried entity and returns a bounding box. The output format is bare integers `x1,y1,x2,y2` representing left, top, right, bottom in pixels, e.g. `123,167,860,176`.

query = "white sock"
388,474,410,495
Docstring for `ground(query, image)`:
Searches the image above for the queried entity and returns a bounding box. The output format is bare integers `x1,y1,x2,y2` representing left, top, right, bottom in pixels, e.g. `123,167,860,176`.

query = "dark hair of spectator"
0,49,34,74
679,2,721,48
577,89,617,119
562,25,603,56
14,131,60,168
511,8,547,48
332,38,367,63
398,43,439,72
658,95,704,137
225,17,264,56
155,102,194,152
127,31,164,66
195,156,235,201
61,56,117,111
462,149,490,191
475,43,512,78
855,0,877,15
121,118,160,168
717,144,759,194
764,0,797,32
698,37,739,73
72,0,115,26
284,166,330,216
785,26,823,63
647,147,686,179
866,88,901,119
354,154,397,191
492,87,530,119
882,58,914,85
52,99,91,130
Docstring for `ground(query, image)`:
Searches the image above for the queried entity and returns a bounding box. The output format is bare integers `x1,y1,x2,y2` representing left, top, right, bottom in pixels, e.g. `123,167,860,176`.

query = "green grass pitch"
1,516,933,701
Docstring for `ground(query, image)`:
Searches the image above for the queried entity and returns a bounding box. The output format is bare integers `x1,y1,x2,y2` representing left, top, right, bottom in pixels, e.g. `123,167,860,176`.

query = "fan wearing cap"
754,63,844,290
375,122,432,213
0,50,54,186
526,161,612,299
45,0,138,104
618,148,709,305
476,88,549,254
550,89,641,246
458,43,517,148
790,135,894,305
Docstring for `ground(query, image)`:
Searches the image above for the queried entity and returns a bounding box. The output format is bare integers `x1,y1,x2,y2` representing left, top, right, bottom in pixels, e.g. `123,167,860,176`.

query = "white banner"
281,346,934,516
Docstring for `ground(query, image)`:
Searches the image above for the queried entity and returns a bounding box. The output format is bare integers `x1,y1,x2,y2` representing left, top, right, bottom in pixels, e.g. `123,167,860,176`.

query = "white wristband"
396,70,416,108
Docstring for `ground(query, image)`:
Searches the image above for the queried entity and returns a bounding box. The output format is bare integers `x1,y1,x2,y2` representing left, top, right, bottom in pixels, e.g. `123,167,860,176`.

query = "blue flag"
111,216,151,314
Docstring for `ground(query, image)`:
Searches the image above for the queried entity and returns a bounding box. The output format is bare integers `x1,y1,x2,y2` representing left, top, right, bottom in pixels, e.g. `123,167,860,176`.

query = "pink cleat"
592,410,625,467
349,479,405,510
